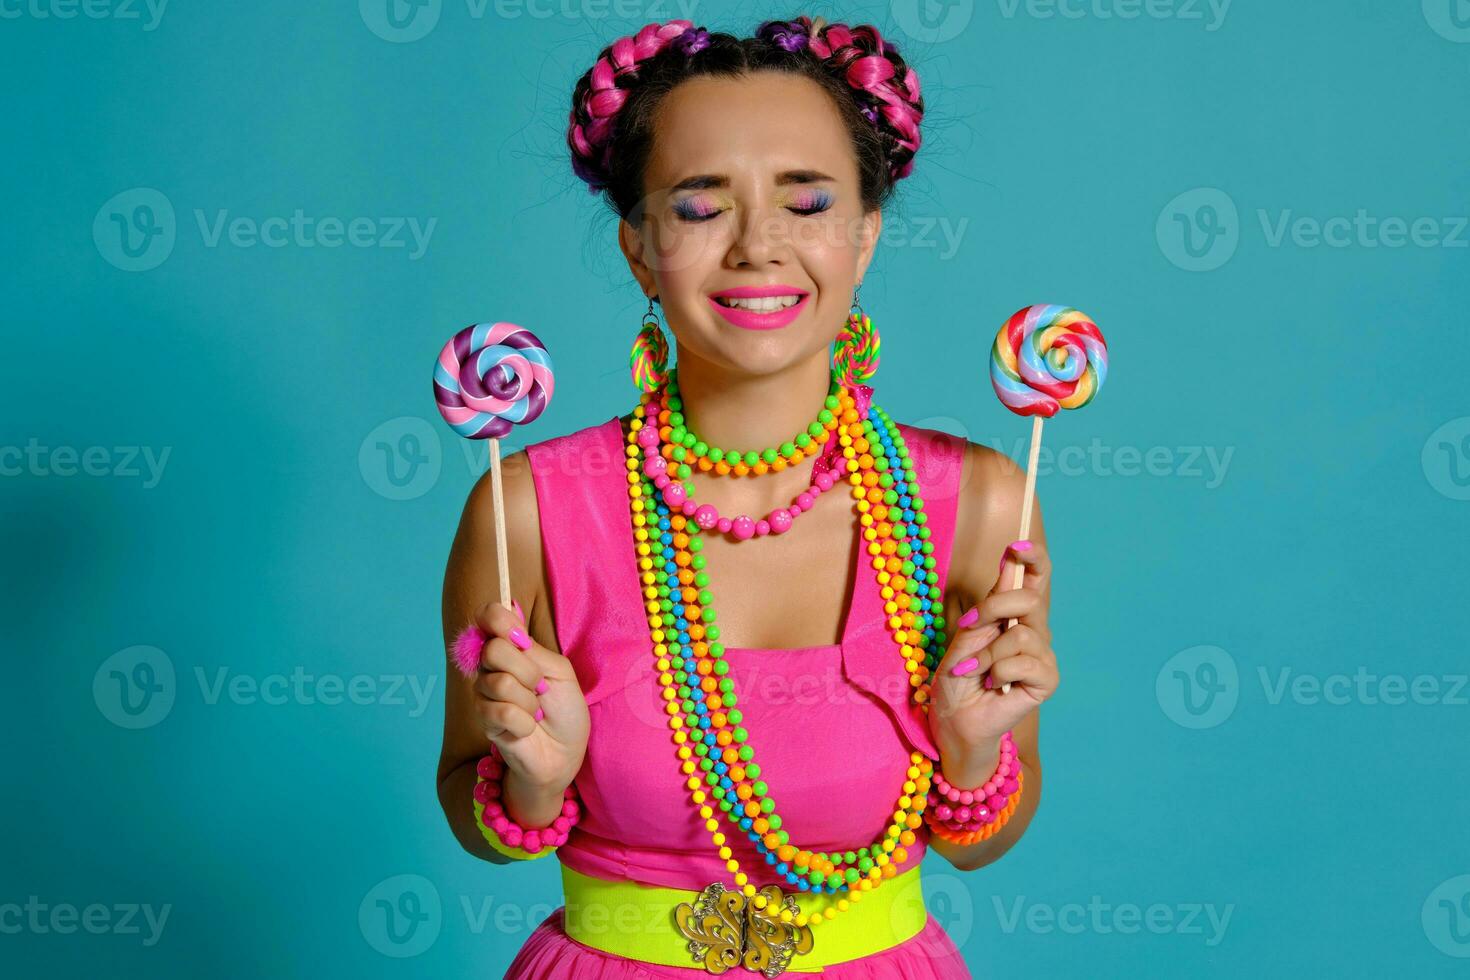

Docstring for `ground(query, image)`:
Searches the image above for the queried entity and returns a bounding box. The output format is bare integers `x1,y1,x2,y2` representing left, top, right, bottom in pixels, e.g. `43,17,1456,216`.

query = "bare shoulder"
946,439,1043,608
442,446,551,649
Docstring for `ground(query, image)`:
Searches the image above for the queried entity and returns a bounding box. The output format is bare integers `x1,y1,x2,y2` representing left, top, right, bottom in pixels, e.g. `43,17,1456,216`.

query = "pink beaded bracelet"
925,730,1023,835
471,745,582,860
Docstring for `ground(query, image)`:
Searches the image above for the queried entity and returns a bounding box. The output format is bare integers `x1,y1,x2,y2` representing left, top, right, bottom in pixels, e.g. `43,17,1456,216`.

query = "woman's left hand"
928,539,1059,781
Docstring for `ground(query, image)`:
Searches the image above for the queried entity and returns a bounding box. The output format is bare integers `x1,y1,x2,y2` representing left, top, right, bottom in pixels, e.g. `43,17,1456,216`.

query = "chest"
692,489,864,651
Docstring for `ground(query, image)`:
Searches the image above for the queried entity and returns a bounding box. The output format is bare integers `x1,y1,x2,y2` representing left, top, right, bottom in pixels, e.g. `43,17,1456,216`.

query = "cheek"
793,214,864,300
645,217,725,289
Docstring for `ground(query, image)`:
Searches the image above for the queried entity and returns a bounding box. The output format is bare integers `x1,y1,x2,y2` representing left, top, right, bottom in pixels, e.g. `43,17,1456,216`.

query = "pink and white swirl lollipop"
433,320,555,681
434,321,554,439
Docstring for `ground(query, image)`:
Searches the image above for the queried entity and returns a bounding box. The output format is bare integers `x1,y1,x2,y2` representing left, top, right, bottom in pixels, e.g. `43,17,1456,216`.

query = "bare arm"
927,441,1048,872
436,449,574,862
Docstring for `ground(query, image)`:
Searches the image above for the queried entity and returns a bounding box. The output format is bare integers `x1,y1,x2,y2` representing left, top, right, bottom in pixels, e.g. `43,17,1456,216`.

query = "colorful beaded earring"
831,284,880,388
631,295,670,393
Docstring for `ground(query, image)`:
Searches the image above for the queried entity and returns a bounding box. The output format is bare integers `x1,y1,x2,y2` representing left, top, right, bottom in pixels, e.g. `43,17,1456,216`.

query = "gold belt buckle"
674,881,815,977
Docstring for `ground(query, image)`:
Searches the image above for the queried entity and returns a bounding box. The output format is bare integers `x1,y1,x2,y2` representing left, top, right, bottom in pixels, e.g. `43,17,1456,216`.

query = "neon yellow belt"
560,862,929,975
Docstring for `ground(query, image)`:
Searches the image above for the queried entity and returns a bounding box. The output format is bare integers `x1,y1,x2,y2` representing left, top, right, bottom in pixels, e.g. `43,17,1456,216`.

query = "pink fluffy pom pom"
452,623,489,678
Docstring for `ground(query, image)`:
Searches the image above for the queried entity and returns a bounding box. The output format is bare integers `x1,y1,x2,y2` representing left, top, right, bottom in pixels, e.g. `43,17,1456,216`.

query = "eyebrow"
668,170,837,193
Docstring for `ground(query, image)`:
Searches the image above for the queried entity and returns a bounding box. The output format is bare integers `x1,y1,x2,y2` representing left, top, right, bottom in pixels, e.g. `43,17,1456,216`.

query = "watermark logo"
891,0,975,44
360,416,443,500
94,188,176,272
0,898,171,946
993,895,1233,945
1157,187,1239,272
359,874,442,957
1422,417,1470,501
1424,874,1470,957
1155,645,1238,729
995,0,1230,30
0,0,168,30
1160,187,1469,269
93,645,176,729
94,190,436,271
0,441,171,487
360,0,441,42
1423,0,1470,42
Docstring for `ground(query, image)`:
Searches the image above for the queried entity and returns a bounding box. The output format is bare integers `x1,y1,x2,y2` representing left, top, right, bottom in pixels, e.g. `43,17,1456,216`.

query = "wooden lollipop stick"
995,415,1043,695
487,436,513,611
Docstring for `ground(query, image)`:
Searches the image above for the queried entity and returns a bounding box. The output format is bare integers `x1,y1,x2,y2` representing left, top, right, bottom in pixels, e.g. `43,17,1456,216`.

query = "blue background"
3,0,1467,976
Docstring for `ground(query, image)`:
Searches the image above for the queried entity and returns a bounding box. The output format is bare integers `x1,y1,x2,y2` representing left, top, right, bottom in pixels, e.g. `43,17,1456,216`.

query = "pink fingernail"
950,657,980,677
534,707,544,722
957,606,980,630
535,677,549,695
509,627,532,651
512,598,525,623
983,672,996,690
1010,539,1032,552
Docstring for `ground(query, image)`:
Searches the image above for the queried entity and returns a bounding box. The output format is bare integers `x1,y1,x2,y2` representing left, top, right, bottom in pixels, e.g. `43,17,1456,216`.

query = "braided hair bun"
565,15,924,218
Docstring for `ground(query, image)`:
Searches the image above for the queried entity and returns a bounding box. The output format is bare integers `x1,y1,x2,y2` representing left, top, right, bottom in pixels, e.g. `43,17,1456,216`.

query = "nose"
724,202,789,270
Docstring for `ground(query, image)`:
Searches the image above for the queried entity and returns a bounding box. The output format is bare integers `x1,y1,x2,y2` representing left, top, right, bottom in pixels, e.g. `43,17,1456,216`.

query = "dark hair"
567,16,924,220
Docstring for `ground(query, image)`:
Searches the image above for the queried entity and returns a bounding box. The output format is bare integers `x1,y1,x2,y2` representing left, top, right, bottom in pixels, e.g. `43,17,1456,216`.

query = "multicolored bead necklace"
622,376,951,932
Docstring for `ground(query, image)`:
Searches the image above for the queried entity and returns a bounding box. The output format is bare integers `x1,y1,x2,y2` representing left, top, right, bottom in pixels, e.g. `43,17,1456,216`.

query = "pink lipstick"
707,285,810,331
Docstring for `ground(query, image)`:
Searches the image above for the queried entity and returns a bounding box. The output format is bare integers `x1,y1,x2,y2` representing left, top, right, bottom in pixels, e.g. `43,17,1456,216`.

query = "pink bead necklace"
639,383,856,540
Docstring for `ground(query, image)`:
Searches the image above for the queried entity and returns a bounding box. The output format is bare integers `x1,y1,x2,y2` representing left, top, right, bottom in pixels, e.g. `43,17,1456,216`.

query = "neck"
663,348,837,510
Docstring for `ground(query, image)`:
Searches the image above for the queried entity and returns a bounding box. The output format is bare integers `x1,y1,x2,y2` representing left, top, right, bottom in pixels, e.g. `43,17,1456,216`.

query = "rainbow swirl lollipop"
990,305,1107,418
434,322,554,439
833,310,880,387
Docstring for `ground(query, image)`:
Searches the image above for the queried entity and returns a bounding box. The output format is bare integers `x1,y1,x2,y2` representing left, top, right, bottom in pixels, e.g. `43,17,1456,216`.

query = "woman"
437,16,1059,977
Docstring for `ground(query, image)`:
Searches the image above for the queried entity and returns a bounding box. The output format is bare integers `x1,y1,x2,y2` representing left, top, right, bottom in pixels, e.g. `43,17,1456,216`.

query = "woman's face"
620,71,881,378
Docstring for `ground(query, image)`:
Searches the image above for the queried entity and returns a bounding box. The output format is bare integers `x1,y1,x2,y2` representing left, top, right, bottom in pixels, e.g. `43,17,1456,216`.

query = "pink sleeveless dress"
509,414,974,978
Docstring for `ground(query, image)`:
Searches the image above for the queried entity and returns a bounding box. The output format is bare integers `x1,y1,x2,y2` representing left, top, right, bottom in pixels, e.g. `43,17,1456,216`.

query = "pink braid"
806,19,924,180
568,20,701,192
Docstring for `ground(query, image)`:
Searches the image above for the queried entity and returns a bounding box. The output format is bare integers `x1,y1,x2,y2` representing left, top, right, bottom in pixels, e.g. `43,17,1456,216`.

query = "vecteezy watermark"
1157,646,1470,729
359,416,444,501
93,647,439,728
995,0,1230,31
1423,874,1470,958
93,188,176,272
94,188,436,272
985,435,1234,489
0,898,171,946
0,0,167,30
1422,417,1470,501
195,666,438,717
1156,645,1239,729
360,0,700,42
360,875,443,958
992,895,1234,946
360,875,565,957
1258,667,1469,708
93,645,177,729
891,0,976,44
1423,0,1470,43
1158,187,1470,271
0,440,171,487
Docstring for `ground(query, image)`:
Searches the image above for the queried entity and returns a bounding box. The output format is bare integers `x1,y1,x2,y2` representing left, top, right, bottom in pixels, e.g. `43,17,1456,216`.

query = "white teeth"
716,295,802,312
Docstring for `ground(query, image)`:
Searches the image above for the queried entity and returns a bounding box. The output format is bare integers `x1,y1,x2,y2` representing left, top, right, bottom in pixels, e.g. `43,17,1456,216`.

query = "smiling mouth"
712,295,806,312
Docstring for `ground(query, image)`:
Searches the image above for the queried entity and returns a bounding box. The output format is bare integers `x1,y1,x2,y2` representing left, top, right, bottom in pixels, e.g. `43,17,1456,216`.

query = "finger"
474,599,532,649
976,588,1043,629
937,615,1002,678
479,636,544,688
475,670,540,716
996,539,1051,597
988,653,1055,693
950,623,1040,679
479,699,537,741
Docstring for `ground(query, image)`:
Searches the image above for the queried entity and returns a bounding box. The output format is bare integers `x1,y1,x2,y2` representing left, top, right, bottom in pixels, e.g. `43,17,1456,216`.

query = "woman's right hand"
469,600,590,794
